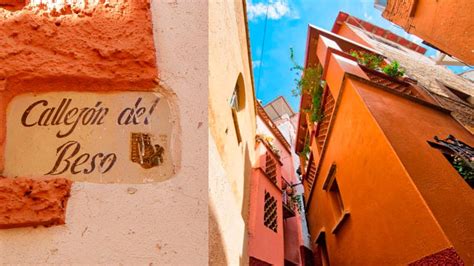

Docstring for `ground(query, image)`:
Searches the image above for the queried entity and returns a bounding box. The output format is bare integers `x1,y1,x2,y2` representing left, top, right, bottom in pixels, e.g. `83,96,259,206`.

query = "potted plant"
350,49,405,78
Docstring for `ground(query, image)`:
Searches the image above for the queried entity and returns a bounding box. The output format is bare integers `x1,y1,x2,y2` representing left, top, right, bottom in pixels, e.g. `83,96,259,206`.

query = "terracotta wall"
306,78,453,264
0,1,157,172
0,1,208,264
383,0,474,64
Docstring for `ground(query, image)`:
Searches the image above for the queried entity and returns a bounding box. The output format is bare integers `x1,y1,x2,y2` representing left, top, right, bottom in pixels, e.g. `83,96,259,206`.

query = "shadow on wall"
240,143,252,265
208,139,254,265
209,203,228,265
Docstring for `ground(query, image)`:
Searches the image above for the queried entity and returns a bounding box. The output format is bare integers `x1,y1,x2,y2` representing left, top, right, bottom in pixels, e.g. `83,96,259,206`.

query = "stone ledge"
0,177,72,229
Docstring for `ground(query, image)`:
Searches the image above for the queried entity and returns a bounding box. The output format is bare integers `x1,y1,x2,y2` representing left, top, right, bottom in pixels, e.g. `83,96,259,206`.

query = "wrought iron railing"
282,178,296,218
428,135,474,188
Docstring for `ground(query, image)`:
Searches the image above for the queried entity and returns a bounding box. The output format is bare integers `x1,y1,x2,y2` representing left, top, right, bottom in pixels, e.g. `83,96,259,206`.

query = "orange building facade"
379,0,474,65
295,13,474,265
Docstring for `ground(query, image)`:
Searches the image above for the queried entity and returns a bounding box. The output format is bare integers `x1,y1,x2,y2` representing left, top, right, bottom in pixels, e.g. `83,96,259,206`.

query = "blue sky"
247,0,471,111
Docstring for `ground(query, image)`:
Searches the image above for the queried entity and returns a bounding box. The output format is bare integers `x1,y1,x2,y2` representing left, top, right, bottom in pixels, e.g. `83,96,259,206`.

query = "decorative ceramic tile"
4,92,174,183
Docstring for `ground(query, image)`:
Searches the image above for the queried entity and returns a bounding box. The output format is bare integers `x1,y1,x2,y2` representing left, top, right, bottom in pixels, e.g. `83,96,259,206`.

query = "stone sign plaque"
4,92,175,183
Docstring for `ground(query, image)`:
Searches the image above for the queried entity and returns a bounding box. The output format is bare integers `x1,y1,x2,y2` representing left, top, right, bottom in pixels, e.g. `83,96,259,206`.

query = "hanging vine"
290,48,324,123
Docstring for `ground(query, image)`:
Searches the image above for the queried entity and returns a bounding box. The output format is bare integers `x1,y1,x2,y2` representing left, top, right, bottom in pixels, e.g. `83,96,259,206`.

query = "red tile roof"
331,11,426,54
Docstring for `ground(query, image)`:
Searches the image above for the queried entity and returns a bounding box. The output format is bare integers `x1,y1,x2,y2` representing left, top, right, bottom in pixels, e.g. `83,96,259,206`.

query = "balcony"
282,178,296,218
428,135,474,188
360,65,425,99
255,135,282,189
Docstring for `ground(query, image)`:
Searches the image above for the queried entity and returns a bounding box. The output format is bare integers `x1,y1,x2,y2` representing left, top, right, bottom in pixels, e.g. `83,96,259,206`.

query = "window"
230,74,246,111
231,109,242,144
315,231,330,266
329,179,344,218
323,164,350,233
323,165,344,215
230,89,239,111
231,74,246,144
264,191,278,232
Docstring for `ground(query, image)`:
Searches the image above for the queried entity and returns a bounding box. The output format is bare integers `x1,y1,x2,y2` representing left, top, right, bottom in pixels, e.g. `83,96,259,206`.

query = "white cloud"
247,0,297,21
252,60,262,68
363,12,373,21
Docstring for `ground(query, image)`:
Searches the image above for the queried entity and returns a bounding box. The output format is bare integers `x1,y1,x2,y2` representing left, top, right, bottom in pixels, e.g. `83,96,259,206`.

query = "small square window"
323,164,350,233
329,179,344,218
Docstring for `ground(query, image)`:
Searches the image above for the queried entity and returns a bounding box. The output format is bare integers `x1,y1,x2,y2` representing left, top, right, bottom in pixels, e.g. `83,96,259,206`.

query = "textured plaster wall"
0,177,72,229
0,1,157,172
209,0,257,264
0,1,208,264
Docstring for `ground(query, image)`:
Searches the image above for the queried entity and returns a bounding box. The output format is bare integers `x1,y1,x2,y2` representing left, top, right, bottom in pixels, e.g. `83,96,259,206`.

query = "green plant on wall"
350,50,384,70
350,49,405,78
452,156,474,181
290,48,324,123
382,60,405,78
291,194,303,214
301,142,310,157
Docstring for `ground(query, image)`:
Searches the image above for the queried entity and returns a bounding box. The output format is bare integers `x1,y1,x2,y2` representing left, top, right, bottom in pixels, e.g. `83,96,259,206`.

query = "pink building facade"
248,101,312,265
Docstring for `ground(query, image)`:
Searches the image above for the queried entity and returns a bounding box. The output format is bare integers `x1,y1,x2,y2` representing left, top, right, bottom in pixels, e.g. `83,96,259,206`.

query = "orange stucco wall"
0,2,157,173
383,0,474,64
337,23,372,49
357,79,474,263
306,78,454,264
